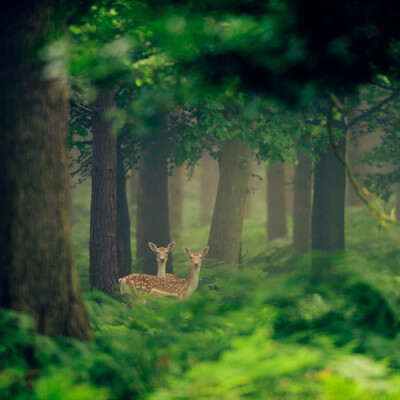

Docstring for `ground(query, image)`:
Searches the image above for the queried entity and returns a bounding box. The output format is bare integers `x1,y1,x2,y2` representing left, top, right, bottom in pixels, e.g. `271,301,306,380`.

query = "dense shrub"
2,188,400,399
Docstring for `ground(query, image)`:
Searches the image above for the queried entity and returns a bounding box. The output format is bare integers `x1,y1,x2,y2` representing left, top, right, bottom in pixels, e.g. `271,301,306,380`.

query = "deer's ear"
148,242,157,252
201,246,209,257
183,247,191,257
167,242,176,252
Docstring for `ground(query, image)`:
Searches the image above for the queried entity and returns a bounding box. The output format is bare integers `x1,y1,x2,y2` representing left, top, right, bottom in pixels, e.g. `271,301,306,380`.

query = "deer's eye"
190,256,193,259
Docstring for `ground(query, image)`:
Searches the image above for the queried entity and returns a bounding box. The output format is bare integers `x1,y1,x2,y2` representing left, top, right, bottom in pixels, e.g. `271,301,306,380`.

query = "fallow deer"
148,241,176,277
119,246,209,300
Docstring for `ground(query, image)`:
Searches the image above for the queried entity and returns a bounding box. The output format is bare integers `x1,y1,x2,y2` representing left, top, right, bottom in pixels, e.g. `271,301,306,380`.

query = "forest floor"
2,176,400,399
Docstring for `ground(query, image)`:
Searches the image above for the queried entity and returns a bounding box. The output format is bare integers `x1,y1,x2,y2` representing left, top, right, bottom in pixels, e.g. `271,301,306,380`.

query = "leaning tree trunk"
116,138,132,278
312,122,346,256
89,90,118,294
137,147,173,275
168,166,184,235
293,153,313,254
266,162,288,241
0,2,91,338
208,138,251,264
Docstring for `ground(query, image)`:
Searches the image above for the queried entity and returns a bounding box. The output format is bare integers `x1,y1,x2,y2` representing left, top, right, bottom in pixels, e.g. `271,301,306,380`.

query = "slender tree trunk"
89,90,118,294
136,174,144,261
117,139,132,278
168,166,184,235
137,147,173,275
0,2,91,338
200,152,219,225
267,162,287,241
293,153,313,254
285,163,295,217
208,138,251,264
129,169,138,206
312,127,346,255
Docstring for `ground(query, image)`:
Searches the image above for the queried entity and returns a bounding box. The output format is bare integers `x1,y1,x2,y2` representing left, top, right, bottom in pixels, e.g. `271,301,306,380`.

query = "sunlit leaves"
39,39,70,81
34,373,108,400
70,35,136,85
132,53,175,88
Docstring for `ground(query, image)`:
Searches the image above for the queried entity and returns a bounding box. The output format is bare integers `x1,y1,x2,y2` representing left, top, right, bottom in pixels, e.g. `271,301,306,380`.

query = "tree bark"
129,169,138,206
137,147,173,275
168,166,184,235
266,162,288,241
117,139,132,278
208,138,251,264
293,153,313,254
312,127,346,255
0,2,91,338
285,163,295,217
89,90,118,294
200,152,219,225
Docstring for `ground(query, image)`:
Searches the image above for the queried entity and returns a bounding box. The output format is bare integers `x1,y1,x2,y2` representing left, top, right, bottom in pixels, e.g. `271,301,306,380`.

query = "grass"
2,173,400,399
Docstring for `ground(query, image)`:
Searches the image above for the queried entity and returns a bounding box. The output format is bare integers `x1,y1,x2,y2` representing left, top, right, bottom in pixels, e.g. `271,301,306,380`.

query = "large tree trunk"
137,147,173,275
312,130,346,255
168,166,184,235
293,153,313,254
117,139,132,278
208,138,251,264
266,162,288,241
200,152,219,225
0,2,91,338
89,90,118,294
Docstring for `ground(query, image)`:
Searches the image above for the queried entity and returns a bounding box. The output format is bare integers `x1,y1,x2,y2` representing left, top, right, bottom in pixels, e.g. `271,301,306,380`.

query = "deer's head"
148,242,176,264
183,246,209,269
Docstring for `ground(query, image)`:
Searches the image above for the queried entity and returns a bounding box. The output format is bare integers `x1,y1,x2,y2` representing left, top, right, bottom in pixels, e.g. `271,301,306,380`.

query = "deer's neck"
157,261,166,277
185,266,200,297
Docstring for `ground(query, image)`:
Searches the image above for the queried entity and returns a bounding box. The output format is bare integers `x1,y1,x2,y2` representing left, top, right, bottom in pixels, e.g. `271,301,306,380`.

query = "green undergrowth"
2,244,400,399
2,182,400,399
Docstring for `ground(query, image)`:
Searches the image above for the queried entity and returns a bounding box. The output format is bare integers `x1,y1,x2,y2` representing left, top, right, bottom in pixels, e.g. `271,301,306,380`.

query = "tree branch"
71,102,95,114
367,82,400,92
73,140,93,145
346,92,400,130
328,102,400,231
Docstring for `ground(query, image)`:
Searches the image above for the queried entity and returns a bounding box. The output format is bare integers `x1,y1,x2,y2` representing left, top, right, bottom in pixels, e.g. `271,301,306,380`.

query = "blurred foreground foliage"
2,206,400,399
